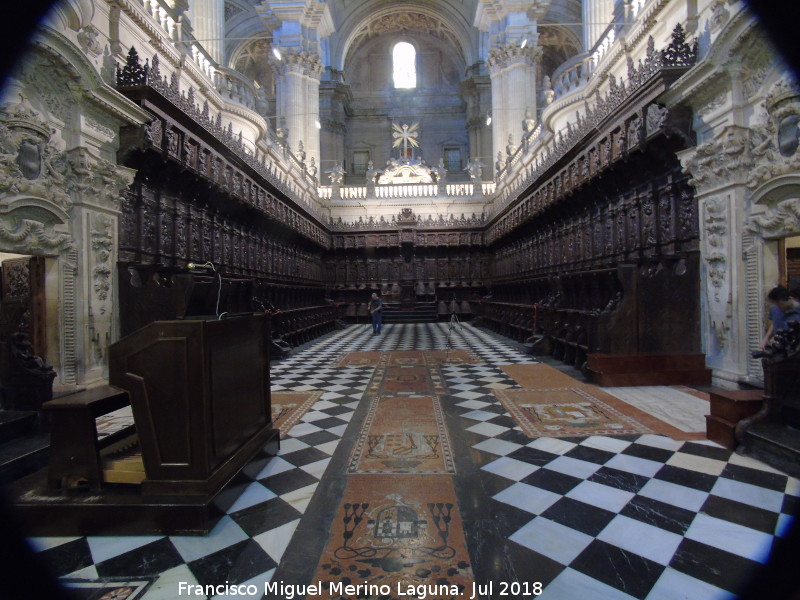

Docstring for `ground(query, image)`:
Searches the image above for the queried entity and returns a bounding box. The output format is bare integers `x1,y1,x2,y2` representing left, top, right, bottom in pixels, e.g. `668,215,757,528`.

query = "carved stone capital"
680,125,754,194
64,147,136,210
274,50,324,79
747,197,800,239
487,43,542,73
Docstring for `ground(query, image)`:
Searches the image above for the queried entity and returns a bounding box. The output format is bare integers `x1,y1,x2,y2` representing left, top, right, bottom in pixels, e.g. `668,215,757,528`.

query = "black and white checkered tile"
26,324,799,600
438,343,800,599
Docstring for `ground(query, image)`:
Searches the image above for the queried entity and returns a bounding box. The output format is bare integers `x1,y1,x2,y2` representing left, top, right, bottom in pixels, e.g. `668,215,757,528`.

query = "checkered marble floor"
26,323,799,599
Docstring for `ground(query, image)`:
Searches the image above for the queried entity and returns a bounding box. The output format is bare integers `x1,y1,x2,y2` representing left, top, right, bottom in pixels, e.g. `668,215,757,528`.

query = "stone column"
191,0,225,63
487,44,540,170
679,125,754,386
274,51,324,167
583,0,614,51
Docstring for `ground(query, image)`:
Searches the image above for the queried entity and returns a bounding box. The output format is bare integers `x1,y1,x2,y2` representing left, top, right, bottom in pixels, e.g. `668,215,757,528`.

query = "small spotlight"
315,119,321,129
486,113,492,126
272,47,282,60
521,38,528,48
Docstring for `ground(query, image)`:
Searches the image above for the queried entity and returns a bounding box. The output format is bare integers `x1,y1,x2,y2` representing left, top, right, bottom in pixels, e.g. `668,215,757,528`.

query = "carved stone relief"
703,195,732,349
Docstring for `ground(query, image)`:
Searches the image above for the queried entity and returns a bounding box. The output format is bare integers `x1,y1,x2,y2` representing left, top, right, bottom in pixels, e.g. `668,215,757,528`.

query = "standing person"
759,285,800,350
369,292,383,335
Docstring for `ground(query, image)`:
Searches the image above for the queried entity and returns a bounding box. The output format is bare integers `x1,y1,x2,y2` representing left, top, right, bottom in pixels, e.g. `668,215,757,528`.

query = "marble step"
744,422,800,478
0,431,50,485
0,410,38,444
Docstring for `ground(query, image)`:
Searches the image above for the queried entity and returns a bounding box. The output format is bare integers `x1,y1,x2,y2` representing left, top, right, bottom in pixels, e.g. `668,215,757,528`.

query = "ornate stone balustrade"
318,182,494,201
489,25,697,223
328,211,486,231
551,53,595,102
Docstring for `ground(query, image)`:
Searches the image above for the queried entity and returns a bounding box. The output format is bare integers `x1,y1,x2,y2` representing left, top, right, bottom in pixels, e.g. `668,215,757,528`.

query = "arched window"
392,42,416,89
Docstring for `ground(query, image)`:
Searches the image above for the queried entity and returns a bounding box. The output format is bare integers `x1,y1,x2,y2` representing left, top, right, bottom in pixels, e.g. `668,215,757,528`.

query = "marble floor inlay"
23,323,799,600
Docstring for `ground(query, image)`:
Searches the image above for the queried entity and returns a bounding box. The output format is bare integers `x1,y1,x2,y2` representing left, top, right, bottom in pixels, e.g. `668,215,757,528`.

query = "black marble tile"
95,538,183,578
782,494,799,516
588,466,651,493
677,442,731,462
34,537,93,578
486,415,518,429
505,543,565,590
620,495,695,535
719,463,788,492
495,429,533,445
669,538,762,593
280,446,331,467
489,501,540,538
293,430,340,446
571,539,664,599
260,468,319,495
317,405,354,416
701,495,779,534
310,416,349,430
230,497,302,537
622,442,674,463
521,468,583,495
506,446,559,466
541,497,616,536
188,539,276,587
479,468,520,498
654,464,717,492
565,445,616,465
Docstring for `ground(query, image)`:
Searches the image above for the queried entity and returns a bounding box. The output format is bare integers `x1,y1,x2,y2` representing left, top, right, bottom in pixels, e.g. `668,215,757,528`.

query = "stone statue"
523,109,536,136
466,157,484,181
296,140,306,163
495,151,504,175
506,133,516,158
365,160,377,183
326,161,345,185
307,156,317,180
433,158,447,183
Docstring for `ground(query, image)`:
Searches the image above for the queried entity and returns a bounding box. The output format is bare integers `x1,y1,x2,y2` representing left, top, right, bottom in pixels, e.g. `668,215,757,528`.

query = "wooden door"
0,256,46,358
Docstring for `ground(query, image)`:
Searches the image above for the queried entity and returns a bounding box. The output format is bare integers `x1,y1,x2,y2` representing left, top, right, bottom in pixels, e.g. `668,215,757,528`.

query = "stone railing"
116,49,328,226
551,53,595,102
488,24,697,220
328,211,486,231
214,67,261,113
319,182,495,201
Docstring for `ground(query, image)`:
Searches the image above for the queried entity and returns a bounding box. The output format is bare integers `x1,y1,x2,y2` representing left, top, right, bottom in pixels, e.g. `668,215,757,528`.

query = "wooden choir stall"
11,311,279,536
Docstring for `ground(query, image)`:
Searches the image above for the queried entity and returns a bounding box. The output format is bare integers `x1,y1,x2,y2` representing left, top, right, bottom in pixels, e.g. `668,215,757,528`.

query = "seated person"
759,285,800,350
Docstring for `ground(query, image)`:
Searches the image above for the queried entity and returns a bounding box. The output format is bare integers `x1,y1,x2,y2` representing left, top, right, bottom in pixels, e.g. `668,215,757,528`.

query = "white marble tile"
580,436,633,453
276,438,309,456
465,421,510,437
538,567,638,600
665,453,727,476
326,424,349,437
638,478,709,512
481,456,539,480
459,409,502,422
472,438,524,456
543,455,602,479
685,513,775,563
301,410,331,422
725,452,788,475
226,482,277,514
645,567,736,600
142,564,200,600
603,386,707,432
635,434,685,451
494,483,561,515
597,515,683,565
605,454,663,478
315,440,340,455
510,520,595,567
210,569,276,600
26,536,80,552
567,480,635,513
286,422,323,437
253,519,300,562
527,437,577,455
170,516,248,563
455,399,491,409
63,565,99,580
300,458,331,479
87,535,163,564
785,477,800,496
254,456,296,479
775,513,795,538
710,477,785,513
455,390,490,401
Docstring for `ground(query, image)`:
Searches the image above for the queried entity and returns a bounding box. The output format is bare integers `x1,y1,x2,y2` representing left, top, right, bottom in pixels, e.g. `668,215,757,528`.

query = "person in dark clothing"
760,285,800,350
369,292,383,335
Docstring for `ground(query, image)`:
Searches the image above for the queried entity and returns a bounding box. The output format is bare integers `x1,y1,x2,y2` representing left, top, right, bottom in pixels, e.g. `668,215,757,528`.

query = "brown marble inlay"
271,391,322,438
348,396,455,474
311,475,473,599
